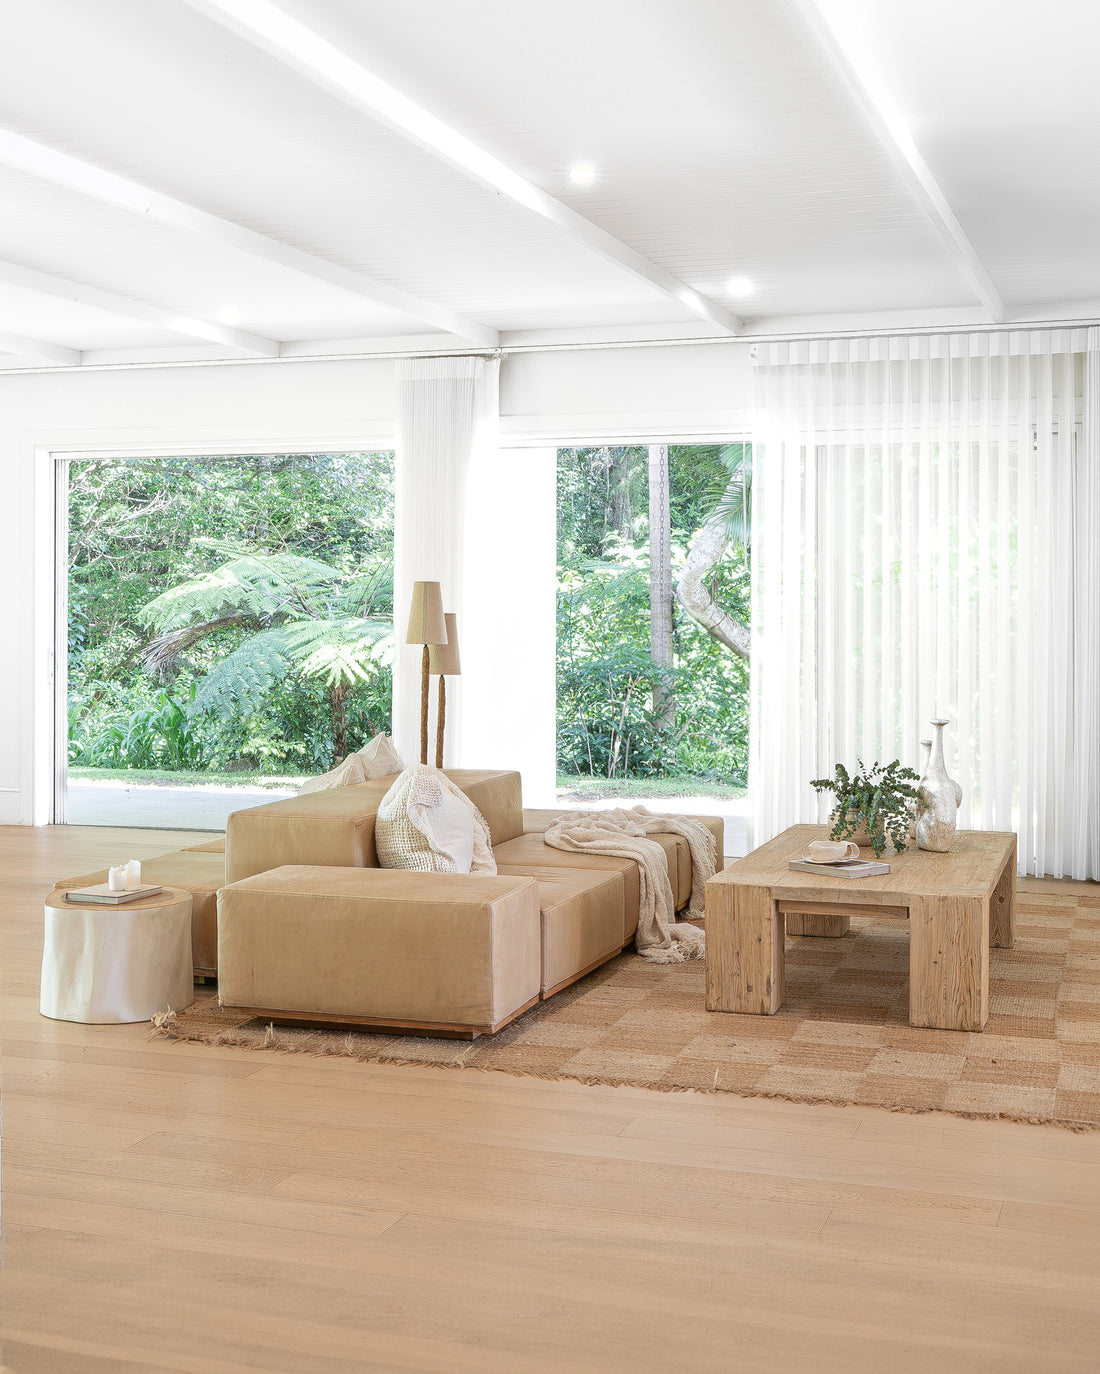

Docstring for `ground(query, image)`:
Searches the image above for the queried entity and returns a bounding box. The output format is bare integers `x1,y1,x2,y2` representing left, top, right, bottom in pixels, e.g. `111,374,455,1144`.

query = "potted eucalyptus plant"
810,759,920,857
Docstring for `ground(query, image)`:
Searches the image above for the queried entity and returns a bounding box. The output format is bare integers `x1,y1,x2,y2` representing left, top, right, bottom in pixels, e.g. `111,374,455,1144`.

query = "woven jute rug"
155,888,1100,1129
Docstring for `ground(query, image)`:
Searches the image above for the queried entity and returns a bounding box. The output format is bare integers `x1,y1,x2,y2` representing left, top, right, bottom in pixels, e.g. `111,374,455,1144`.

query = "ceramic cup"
802,839,860,863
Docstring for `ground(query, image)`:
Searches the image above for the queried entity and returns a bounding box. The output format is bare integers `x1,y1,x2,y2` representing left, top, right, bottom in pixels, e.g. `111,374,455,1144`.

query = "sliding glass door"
62,450,394,829
555,442,751,856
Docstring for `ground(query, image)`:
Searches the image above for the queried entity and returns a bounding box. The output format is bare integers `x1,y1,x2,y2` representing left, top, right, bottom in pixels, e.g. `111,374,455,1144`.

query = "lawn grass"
70,767,747,801
556,774,746,801
69,766,306,789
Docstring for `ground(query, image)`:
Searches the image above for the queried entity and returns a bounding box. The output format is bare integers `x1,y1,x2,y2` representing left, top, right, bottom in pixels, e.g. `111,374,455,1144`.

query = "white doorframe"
37,426,394,825
52,458,70,824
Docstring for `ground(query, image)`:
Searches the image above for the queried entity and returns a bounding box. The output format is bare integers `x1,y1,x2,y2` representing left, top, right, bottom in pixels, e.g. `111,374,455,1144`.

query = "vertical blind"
749,328,1100,879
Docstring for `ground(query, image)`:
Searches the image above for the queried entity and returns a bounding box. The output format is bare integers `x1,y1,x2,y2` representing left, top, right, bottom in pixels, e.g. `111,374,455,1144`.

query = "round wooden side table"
41,885,195,1023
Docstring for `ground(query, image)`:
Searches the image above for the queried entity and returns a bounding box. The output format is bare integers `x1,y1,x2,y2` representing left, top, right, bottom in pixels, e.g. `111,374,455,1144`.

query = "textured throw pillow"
296,753,370,796
354,732,404,780
375,766,475,873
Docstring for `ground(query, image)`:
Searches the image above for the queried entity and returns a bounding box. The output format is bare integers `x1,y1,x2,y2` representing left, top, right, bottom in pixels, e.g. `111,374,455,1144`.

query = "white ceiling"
0,0,1096,368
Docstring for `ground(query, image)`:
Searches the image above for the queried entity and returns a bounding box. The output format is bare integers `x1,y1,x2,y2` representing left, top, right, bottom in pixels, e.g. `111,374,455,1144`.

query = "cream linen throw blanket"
543,807,716,963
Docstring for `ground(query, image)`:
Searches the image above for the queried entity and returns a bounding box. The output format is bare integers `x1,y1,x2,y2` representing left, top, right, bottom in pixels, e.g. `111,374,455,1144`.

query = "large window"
65,451,394,828
556,444,750,853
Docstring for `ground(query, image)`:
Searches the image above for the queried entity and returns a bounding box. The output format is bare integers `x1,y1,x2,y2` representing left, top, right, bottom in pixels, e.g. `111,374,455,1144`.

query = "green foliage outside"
557,445,750,785
68,444,746,794
68,453,395,777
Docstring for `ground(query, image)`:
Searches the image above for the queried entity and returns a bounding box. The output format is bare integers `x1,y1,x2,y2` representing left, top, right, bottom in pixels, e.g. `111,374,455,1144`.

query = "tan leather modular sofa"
53,769,722,1038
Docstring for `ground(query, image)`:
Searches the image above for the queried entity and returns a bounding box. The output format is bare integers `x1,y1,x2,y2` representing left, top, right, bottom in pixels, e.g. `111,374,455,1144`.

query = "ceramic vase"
908,740,932,839
915,719,962,852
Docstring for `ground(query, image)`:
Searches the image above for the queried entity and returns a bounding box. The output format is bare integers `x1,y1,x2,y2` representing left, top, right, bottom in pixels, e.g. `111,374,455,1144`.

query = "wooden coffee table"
705,825,1016,1031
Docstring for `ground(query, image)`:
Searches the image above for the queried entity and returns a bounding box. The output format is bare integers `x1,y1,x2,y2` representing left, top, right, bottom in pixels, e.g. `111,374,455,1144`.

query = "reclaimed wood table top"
710,825,1016,904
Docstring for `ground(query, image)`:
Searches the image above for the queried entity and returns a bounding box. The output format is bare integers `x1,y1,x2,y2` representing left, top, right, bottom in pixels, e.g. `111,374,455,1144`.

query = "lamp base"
420,644,430,765
435,676,446,769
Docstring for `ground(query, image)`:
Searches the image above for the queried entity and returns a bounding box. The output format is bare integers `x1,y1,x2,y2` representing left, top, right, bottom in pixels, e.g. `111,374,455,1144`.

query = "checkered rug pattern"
159,887,1100,1129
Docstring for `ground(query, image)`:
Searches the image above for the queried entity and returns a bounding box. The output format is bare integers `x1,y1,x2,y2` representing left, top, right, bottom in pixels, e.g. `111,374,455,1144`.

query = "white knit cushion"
375,766,475,873
354,732,404,780
296,753,370,795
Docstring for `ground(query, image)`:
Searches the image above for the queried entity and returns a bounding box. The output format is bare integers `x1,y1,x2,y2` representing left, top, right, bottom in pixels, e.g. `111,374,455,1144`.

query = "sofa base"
541,946,627,1000
225,993,541,1040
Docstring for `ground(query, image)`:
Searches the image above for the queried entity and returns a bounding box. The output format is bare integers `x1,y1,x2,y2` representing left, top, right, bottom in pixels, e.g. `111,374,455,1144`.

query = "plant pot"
842,820,876,849
829,812,893,850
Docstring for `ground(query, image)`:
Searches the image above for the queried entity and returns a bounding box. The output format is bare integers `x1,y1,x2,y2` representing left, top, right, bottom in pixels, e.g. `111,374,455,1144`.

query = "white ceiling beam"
788,0,1004,323
0,127,498,349
183,0,742,337
0,330,81,365
0,258,281,357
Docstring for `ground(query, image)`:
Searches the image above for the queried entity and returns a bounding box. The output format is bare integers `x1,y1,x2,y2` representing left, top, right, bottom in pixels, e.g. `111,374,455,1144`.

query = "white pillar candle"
107,866,127,892
124,859,141,889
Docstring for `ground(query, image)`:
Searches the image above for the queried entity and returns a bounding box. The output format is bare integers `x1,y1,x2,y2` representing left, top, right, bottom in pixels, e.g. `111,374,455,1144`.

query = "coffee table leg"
706,882,784,1014
990,841,1016,949
909,894,989,1031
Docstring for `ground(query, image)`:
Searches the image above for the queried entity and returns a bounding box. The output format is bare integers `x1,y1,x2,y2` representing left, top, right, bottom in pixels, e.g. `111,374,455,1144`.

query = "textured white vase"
909,740,932,840
915,719,962,852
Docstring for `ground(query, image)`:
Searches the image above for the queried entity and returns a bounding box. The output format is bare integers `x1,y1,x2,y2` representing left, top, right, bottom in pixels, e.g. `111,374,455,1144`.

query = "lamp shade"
428,613,461,675
405,580,447,645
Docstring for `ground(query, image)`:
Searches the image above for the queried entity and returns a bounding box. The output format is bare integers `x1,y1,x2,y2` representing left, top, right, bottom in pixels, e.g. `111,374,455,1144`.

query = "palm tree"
139,540,392,763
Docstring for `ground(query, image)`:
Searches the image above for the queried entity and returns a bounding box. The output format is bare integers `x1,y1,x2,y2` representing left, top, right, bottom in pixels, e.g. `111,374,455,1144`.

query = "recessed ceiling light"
725,276,754,298
569,163,596,186
217,306,241,325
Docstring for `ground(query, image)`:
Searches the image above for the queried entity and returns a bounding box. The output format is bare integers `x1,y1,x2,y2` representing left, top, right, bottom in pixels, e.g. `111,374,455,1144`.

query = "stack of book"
64,883,163,905
787,858,890,879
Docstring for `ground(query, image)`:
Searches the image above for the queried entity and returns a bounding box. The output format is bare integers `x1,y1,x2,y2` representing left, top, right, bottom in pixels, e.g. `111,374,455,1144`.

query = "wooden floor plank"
2,823,1100,1372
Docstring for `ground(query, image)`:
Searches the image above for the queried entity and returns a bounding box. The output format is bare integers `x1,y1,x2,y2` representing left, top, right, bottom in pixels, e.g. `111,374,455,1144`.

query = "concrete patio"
65,779,753,856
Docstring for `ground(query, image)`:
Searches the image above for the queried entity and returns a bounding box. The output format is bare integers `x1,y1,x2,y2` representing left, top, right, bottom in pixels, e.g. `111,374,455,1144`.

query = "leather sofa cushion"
53,850,225,976
225,769,523,883
521,809,726,897
181,837,225,854
495,834,639,941
226,779,394,881
217,865,541,1031
523,808,724,866
444,770,524,846
506,865,625,995
495,828,689,923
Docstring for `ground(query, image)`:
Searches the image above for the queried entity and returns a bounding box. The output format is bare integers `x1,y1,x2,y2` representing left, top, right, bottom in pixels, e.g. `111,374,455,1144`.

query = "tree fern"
708,444,751,549
141,545,395,763
190,626,295,720
140,549,340,633
281,618,392,687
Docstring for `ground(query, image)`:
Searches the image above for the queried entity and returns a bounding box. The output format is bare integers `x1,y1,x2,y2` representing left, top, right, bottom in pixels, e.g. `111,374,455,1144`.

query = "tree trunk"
648,444,675,724
328,681,349,763
607,447,633,539
676,474,750,660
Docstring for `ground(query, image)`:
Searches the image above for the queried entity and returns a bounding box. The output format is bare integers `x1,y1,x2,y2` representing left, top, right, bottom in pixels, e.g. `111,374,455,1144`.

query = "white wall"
1,339,752,823
500,340,755,443
462,446,558,806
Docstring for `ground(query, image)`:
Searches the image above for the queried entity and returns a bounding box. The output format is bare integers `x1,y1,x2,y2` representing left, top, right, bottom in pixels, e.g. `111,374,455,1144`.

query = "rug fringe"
148,1017,1098,1133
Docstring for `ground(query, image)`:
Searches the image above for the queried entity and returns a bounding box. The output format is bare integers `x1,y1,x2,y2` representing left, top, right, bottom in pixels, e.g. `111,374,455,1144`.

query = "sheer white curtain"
392,356,499,768
749,328,1100,879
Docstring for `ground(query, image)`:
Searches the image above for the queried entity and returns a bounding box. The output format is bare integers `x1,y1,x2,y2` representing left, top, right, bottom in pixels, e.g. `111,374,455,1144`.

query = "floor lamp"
429,612,461,769
405,581,447,765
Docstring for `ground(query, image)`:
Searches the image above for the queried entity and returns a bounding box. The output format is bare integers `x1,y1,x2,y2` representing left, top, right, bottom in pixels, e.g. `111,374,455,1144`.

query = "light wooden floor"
2,827,1100,1374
